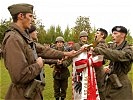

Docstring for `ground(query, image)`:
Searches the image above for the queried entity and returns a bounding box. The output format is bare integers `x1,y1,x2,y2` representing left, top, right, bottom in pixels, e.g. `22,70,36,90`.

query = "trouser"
53,78,68,98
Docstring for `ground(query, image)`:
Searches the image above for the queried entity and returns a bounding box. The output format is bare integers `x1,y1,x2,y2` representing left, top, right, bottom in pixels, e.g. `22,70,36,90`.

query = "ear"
121,32,126,38
101,33,104,38
18,13,24,20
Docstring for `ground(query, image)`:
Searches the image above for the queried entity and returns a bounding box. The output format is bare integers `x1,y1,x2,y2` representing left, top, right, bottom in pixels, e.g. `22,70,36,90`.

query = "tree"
0,19,12,44
106,34,112,43
46,25,56,44
73,16,92,42
37,24,46,44
55,25,63,37
126,30,133,44
64,26,70,42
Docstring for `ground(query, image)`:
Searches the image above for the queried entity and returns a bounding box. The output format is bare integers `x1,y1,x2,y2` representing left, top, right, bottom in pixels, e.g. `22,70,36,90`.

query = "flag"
72,51,103,100
75,55,103,73
91,55,103,67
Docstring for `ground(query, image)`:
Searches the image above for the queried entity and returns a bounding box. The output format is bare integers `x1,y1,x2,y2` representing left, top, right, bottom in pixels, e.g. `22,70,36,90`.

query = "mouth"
94,36,97,41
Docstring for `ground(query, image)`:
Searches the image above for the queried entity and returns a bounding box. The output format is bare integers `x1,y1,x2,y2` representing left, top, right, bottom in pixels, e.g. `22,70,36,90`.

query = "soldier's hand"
36,57,44,68
104,66,111,74
64,50,77,57
80,44,90,51
50,64,55,68
57,59,63,65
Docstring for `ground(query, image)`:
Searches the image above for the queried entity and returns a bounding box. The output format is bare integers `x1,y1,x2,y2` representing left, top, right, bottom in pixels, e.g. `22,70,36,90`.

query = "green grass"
0,59,133,100
0,59,72,100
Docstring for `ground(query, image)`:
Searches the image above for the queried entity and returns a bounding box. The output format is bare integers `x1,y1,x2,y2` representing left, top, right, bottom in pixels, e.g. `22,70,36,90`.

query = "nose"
112,33,115,38
36,31,39,34
32,18,35,23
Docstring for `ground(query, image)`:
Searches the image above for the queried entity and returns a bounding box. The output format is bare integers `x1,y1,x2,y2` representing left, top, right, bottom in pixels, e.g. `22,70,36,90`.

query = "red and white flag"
75,55,103,73
72,51,103,100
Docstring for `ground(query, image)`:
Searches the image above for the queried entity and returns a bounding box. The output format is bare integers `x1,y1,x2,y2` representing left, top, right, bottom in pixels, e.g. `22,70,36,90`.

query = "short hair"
97,28,108,39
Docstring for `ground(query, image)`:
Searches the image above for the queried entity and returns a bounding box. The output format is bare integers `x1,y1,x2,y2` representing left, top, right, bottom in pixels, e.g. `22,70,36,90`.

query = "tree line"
0,16,133,45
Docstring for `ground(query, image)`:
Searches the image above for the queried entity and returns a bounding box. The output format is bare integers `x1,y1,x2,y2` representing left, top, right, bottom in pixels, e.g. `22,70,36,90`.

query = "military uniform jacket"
73,41,87,51
94,40,133,100
2,23,65,100
93,40,108,86
52,46,71,79
36,43,64,59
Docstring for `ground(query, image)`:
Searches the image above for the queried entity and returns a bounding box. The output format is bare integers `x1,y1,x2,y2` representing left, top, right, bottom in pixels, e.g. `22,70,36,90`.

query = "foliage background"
0,16,133,45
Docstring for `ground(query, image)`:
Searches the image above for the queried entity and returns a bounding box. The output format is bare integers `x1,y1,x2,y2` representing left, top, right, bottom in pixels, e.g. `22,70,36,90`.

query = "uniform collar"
10,23,33,44
115,40,127,50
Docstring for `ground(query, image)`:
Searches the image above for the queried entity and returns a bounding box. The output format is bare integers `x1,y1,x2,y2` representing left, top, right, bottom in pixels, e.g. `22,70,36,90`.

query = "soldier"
73,31,89,51
93,28,108,100
28,24,38,42
2,4,79,100
51,36,72,100
93,26,133,100
72,31,89,99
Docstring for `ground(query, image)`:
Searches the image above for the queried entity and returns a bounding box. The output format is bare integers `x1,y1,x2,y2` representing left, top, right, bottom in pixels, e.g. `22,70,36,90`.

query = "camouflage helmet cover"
55,36,65,43
79,31,88,38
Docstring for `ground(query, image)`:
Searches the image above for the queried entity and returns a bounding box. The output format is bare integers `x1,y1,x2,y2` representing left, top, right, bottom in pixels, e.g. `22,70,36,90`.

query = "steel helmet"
79,31,88,38
55,36,65,43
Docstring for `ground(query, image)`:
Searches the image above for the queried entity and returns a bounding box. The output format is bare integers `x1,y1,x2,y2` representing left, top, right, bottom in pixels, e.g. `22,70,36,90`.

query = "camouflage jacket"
51,46,72,79
73,41,89,51
94,40,133,100
93,40,108,84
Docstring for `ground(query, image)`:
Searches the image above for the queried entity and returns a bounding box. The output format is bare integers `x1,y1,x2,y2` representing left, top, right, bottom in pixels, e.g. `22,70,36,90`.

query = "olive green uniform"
52,46,71,99
93,40,108,100
94,41,133,100
2,23,65,100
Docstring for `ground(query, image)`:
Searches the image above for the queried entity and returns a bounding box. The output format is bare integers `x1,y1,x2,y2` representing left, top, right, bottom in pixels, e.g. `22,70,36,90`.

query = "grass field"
0,59,72,100
0,59,133,100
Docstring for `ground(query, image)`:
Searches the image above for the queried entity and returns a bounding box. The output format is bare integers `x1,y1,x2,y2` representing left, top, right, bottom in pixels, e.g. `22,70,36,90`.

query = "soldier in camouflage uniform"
51,36,72,100
93,26,133,100
93,28,108,100
2,4,77,100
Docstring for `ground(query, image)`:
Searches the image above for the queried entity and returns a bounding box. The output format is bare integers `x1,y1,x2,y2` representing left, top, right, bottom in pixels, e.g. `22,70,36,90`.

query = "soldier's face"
22,13,34,29
30,30,38,40
95,31,104,42
80,36,88,42
56,41,64,47
112,31,125,45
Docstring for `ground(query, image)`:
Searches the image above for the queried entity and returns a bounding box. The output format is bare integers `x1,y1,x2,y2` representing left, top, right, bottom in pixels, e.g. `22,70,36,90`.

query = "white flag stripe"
76,63,87,69
92,55,103,63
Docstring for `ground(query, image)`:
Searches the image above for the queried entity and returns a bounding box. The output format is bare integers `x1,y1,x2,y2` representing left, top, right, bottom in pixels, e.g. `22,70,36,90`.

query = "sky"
0,0,133,36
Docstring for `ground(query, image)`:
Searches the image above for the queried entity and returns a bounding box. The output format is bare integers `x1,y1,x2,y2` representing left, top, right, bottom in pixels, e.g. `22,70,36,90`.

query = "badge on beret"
97,28,101,31
116,27,121,31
